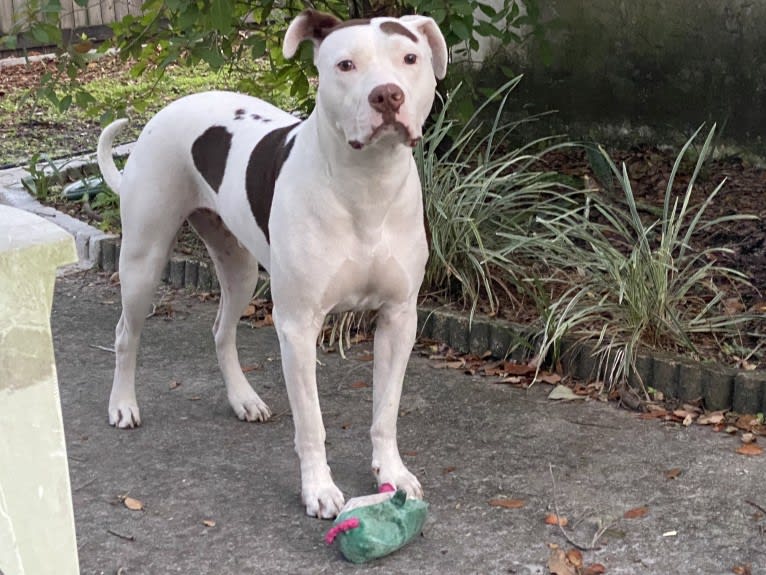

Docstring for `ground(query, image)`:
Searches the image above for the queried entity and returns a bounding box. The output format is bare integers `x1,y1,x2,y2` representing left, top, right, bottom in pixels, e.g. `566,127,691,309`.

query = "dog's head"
283,10,447,151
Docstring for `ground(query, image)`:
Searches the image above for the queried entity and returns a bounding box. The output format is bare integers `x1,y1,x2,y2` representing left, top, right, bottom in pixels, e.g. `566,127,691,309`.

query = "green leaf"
196,46,225,69
31,25,50,44
450,19,471,42
210,0,234,33
59,94,73,112
290,71,309,98
247,37,267,58
1,34,18,49
477,3,498,18
75,90,96,108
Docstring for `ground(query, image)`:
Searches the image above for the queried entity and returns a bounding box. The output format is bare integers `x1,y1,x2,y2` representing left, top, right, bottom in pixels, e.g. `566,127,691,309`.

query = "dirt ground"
544,146,766,308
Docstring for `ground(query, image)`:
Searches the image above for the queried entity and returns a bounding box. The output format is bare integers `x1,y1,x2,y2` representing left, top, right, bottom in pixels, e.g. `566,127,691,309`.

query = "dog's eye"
337,60,355,72
404,53,417,65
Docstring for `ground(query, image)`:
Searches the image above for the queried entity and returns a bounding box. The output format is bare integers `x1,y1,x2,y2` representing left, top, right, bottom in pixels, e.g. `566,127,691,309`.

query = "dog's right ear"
283,10,343,59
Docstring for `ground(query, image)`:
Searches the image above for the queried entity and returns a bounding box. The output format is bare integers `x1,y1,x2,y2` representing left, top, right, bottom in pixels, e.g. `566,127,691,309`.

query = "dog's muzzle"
348,83,421,149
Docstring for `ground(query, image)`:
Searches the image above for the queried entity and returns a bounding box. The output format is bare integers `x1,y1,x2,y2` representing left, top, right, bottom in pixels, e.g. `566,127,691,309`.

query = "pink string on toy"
325,518,360,545
379,483,395,493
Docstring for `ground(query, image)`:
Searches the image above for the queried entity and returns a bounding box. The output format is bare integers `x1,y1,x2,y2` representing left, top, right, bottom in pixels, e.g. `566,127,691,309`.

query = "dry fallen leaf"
202,519,216,528
583,564,607,575
503,362,537,376
488,497,525,509
123,496,144,511
350,381,370,389
623,506,649,519
698,411,726,426
547,548,577,575
240,304,257,318
732,564,752,575
544,513,569,527
548,385,586,401
252,314,274,328
735,414,760,431
664,468,683,480
536,371,562,385
741,432,756,444
169,380,181,390
736,443,763,457
566,548,583,568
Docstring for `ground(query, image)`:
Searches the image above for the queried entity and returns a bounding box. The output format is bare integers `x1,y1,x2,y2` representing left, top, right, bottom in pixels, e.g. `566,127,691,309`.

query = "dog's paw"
374,461,423,500
302,481,345,519
228,390,272,422
108,403,141,428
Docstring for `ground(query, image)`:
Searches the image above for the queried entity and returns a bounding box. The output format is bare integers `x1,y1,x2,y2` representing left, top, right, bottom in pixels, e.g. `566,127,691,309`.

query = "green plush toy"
325,484,428,563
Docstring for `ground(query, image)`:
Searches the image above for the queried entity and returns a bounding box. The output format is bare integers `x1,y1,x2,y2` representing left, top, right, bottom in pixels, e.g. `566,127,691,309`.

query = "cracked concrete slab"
51,272,766,575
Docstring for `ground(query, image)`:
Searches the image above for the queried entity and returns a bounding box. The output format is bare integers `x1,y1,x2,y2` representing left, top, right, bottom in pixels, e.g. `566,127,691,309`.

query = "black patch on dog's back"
246,123,301,243
192,126,232,193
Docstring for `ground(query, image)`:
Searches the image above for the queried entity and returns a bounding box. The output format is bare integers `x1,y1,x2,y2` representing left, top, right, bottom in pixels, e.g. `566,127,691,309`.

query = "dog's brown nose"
368,83,405,114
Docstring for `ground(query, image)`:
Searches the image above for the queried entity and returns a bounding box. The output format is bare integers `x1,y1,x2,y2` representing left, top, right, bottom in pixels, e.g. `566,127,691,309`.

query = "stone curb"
0,145,133,269
95,236,766,415
417,307,766,414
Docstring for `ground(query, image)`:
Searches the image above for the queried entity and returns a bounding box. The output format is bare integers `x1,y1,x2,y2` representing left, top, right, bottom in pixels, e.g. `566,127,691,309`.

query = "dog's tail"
97,118,128,194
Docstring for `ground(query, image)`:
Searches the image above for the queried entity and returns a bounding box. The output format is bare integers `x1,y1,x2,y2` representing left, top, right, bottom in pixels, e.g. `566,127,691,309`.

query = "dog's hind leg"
188,209,272,422
110,216,180,428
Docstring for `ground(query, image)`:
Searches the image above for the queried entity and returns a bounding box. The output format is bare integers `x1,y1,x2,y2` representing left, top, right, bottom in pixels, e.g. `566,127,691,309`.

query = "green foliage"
417,77,576,316
21,153,65,200
5,0,549,121
89,188,121,232
406,0,546,60
510,126,761,388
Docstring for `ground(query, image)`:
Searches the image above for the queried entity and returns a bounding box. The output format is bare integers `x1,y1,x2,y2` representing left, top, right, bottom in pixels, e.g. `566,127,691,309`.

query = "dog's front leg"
370,301,423,498
274,309,345,518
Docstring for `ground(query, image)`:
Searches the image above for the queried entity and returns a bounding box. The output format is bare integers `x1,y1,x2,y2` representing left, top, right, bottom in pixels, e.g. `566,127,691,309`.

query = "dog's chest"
322,240,415,313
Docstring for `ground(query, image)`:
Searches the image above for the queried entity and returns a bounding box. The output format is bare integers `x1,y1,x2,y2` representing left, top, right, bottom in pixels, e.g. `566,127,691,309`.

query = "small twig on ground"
74,477,97,491
745,500,766,516
81,200,103,221
89,344,115,353
548,463,607,551
267,409,292,421
106,528,135,542
563,418,621,430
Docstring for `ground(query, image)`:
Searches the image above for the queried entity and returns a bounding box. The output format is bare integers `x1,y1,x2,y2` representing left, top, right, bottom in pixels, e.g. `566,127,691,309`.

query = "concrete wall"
488,0,766,145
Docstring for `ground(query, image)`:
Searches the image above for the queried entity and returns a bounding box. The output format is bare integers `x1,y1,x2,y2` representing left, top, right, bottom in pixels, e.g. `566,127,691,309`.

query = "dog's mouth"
348,122,421,150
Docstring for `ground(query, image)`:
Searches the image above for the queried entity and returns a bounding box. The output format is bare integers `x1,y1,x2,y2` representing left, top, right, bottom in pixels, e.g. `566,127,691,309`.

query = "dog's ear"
283,10,343,59
400,15,448,80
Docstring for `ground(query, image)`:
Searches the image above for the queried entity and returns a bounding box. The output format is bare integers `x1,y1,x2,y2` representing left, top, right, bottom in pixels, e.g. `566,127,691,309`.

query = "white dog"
97,9,447,518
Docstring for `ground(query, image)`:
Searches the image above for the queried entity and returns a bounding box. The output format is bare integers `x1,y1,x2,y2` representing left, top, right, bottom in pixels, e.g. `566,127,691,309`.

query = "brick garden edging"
98,237,766,415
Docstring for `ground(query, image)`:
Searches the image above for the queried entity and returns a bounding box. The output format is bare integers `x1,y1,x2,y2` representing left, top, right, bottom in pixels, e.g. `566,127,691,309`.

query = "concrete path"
51,271,766,575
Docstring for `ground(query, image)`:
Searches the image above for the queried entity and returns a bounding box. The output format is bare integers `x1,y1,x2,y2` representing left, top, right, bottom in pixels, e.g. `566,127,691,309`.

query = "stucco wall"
493,0,766,145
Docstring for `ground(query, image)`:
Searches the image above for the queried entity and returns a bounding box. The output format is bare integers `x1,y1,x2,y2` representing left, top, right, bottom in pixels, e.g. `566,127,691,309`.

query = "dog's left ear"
400,15,448,80
283,9,343,59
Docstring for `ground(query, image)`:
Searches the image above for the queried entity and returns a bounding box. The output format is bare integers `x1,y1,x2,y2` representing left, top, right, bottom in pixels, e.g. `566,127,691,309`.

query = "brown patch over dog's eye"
404,53,417,65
